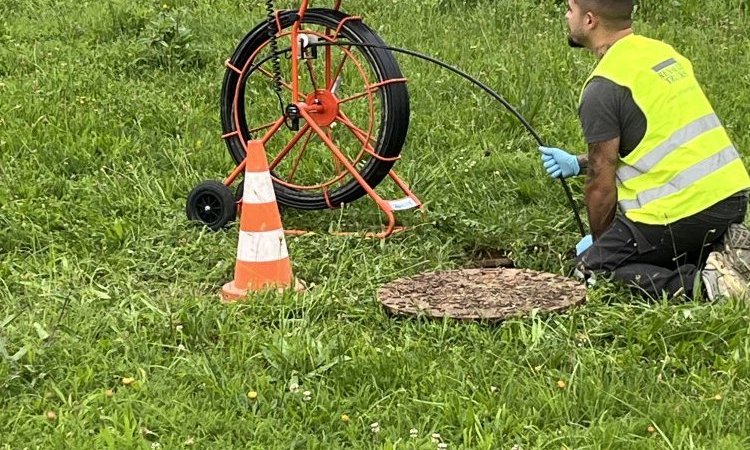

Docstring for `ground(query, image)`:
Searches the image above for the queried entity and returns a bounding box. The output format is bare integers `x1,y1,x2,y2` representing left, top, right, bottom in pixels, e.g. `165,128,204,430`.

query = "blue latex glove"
576,235,594,256
540,146,581,179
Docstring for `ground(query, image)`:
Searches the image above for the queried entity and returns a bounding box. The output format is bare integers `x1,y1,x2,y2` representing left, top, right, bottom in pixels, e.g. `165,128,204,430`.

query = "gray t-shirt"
578,76,647,158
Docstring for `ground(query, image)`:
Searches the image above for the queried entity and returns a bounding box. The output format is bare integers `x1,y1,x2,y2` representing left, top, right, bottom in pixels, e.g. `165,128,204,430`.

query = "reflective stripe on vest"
616,113,722,183
619,146,741,212
581,35,750,225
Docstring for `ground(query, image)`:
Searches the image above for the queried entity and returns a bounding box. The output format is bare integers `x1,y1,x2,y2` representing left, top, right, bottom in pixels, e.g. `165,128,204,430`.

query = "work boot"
701,223,750,300
723,223,750,277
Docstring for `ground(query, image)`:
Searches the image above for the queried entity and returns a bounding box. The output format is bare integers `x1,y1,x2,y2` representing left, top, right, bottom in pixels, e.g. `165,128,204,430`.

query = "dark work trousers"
578,194,748,299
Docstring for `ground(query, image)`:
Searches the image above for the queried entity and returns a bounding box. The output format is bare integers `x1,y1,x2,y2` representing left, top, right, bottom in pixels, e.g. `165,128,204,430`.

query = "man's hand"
540,146,581,179
576,235,593,256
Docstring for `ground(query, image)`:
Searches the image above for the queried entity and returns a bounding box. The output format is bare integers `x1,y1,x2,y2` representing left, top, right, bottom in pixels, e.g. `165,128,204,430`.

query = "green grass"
3,0,750,448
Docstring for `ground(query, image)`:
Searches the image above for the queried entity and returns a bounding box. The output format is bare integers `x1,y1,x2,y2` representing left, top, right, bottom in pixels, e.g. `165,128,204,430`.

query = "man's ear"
585,11,597,28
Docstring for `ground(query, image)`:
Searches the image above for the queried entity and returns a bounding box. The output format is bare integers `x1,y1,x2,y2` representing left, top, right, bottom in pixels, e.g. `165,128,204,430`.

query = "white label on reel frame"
387,197,419,211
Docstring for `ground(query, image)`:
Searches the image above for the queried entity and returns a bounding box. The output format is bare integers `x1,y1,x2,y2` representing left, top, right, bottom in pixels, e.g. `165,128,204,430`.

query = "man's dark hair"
576,0,634,29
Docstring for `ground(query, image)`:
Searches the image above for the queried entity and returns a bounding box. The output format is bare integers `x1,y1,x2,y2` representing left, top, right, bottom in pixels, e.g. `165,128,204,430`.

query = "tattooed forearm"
585,139,620,238
577,154,589,173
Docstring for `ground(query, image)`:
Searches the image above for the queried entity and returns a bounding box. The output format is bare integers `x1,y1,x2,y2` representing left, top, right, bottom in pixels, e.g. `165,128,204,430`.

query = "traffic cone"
221,140,295,302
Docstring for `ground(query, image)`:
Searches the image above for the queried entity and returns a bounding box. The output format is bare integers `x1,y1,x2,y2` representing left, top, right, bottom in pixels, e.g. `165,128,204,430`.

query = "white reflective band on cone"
237,229,289,263
243,171,277,204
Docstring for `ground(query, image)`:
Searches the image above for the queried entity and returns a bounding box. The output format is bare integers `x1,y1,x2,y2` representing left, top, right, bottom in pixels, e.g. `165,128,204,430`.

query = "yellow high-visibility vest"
581,34,750,225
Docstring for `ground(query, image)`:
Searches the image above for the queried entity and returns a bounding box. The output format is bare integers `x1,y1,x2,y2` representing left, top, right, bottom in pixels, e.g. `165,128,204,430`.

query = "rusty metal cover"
378,268,587,321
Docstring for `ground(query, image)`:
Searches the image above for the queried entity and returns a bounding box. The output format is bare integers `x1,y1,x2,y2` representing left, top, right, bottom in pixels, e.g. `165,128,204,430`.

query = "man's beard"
568,35,585,48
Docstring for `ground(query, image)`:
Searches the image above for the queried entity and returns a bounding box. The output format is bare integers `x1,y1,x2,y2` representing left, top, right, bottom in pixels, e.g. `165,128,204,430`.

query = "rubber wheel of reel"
234,180,244,203
221,8,410,210
186,180,237,231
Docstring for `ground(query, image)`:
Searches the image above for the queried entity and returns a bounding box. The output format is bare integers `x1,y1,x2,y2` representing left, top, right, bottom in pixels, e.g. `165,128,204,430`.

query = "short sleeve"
578,77,622,144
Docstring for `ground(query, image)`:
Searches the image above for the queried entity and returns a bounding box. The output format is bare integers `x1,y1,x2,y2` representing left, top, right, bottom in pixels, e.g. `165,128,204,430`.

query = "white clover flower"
410,428,418,438
289,383,300,393
438,443,448,450
303,391,312,402
431,433,441,443
370,422,380,434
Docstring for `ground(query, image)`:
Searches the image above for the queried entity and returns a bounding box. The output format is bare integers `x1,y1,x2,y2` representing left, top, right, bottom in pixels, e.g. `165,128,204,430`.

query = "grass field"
3,0,750,448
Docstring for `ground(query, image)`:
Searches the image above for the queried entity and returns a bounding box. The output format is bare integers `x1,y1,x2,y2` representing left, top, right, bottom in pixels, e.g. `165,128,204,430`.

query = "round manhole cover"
378,268,587,321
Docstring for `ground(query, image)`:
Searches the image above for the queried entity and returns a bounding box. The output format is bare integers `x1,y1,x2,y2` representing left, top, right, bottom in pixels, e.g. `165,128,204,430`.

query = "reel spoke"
326,45,353,91
258,67,297,96
269,124,312,170
326,127,345,181
325,28,334,88
337,113,377,146
250,119,283,134
287,130,316,183
305,59,320,91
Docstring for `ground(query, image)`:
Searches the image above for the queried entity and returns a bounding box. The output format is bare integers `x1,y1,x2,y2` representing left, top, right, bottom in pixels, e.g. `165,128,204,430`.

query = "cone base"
220,279,306,303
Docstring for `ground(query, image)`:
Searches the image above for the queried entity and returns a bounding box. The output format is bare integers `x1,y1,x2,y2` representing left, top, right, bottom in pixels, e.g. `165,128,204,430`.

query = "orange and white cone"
221,140,294,301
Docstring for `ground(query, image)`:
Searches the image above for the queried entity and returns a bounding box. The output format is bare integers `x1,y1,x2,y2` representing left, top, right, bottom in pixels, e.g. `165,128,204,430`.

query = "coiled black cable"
264,0,285,116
